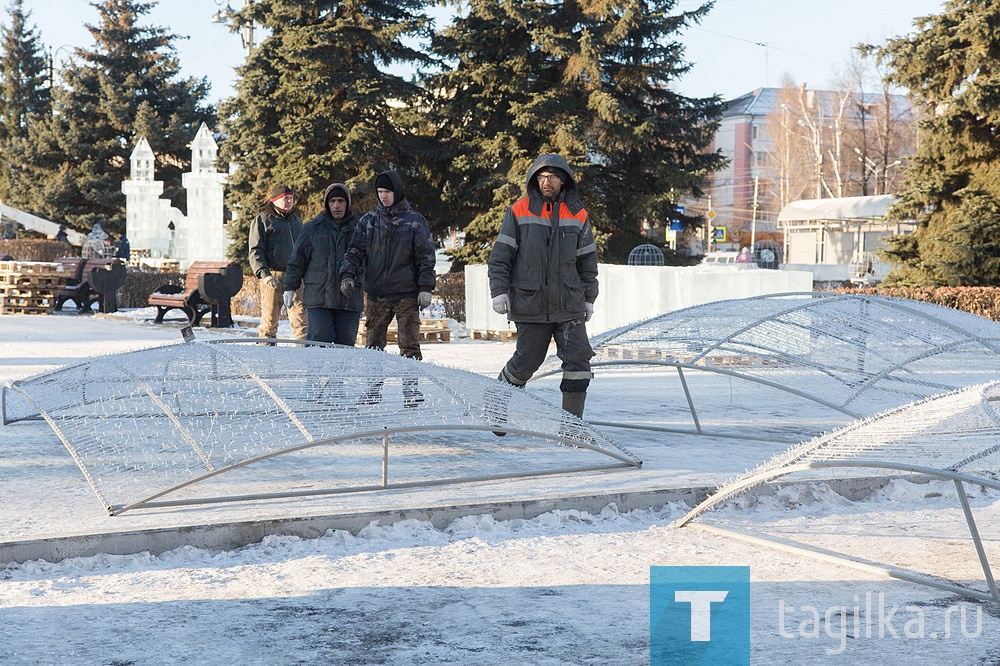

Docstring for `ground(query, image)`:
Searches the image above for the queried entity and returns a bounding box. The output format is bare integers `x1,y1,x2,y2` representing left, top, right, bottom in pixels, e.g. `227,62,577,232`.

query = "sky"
17,0,948,106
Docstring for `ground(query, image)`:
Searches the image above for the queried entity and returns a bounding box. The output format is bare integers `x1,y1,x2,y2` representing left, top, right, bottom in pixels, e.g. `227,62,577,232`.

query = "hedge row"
835,285,1000,322
0,239,75,262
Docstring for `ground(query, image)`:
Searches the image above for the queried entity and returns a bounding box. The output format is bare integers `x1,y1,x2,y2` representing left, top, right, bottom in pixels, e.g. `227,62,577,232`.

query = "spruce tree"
428,0,725,265
877,1,1000,286
19,0,213,235
0,0,51,206
218,0,432,269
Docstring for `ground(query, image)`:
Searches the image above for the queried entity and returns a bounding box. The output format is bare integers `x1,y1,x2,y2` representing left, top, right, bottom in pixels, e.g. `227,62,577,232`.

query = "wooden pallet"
0,261,63,275
0,284,56,296
602,346,669,361
0,274,62,288
0,262,64,314
470,328,517,342
357,318,452,344
1,292,55,306
0,303,52,315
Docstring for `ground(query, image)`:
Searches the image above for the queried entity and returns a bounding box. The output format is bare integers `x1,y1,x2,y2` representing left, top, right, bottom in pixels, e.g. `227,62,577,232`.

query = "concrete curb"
0,486,714,565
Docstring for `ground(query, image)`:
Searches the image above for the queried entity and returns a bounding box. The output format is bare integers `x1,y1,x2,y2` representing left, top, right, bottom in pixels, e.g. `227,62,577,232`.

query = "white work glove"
282,290,294,310
417,291,432,309
260,274,279,290
585,302,594,322
340,277,355,298
492,294,510,315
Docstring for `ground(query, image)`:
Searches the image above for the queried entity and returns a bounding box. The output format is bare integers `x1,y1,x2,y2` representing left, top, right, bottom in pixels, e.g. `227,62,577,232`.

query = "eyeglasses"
537,174,562,182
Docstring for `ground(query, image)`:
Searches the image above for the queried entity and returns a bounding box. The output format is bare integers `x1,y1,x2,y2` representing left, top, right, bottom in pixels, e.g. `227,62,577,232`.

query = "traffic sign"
706,208,717,222
711,226,727,242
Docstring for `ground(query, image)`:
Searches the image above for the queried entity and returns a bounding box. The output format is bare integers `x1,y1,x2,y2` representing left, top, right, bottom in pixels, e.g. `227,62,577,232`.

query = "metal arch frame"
1,381,113,510
536,292,1000,439
110,424,641,516
3,338,642,516
674,460,1000,602
535,359,860,443
591,291,1000,360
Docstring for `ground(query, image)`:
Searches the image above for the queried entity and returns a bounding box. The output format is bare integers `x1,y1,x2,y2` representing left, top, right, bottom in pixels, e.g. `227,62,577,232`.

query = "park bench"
148,260,243,328
54,258,127,314
53,257,88,312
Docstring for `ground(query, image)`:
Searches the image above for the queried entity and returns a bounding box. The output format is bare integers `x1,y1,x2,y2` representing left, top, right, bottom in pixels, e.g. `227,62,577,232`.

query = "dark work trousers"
502,319,594,392
365,297,423,360
307,308,362,346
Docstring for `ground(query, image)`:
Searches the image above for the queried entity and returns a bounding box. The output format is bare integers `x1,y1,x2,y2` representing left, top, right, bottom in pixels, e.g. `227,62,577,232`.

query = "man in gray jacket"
488,154,599,426
248,184,307,341
282,183,363,345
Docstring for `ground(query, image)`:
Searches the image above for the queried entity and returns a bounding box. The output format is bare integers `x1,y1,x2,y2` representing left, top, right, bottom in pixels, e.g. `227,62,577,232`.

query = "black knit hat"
374,174,393,192
268,184,293,201
327,184,350,203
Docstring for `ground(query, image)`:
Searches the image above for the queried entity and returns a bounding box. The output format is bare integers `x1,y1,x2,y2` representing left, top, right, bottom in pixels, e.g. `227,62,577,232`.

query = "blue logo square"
650,566,750,665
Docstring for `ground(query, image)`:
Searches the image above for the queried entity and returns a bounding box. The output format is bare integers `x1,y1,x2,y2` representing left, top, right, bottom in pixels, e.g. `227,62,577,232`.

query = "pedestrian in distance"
115,234,131,262
248,184,307,343
488,154,598,433
55,225,70,244
340,170,436,406
283,183,364,346
81,223,108,258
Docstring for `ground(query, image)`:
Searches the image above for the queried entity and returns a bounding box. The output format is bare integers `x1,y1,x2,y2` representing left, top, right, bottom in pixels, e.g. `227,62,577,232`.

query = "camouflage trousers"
365,296,423,360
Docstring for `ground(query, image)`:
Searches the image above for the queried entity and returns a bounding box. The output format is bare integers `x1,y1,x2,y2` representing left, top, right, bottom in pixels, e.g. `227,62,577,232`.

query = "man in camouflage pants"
340,170,436,406
364,297,425,359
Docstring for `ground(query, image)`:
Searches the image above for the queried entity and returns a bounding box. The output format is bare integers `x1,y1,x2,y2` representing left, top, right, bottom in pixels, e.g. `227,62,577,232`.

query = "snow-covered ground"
2,310,999,664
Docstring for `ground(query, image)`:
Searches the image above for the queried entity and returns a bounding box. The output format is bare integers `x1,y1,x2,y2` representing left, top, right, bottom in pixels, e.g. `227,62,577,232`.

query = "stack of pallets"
357,318,452,344
470,328,517,342
0,261,63,315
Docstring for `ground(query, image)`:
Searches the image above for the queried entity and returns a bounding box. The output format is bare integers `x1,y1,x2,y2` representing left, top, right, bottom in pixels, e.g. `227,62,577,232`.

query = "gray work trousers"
502,319,594,393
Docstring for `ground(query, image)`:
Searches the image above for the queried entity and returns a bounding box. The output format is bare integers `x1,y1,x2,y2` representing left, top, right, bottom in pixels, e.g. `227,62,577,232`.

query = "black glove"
340,276,355,298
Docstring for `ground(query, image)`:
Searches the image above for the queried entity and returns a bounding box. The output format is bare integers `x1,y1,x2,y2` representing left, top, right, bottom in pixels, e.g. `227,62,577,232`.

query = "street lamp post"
212,1,257,58
46,44,75,88
854,147,901,195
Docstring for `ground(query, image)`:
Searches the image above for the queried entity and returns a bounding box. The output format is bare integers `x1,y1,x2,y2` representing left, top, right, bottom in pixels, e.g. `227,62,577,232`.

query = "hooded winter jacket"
248,201,303,279
488,154,599,323
283,184,364,311
341,170,436,301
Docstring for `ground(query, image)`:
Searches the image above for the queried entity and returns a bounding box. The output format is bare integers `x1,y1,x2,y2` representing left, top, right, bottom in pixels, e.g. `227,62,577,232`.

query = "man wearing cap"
340,170,436,405
248,184,307,342
282,183,363,346
487,154,599,428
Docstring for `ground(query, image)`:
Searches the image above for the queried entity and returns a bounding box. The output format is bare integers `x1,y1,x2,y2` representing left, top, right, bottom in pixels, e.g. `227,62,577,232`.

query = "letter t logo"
675,590,730,641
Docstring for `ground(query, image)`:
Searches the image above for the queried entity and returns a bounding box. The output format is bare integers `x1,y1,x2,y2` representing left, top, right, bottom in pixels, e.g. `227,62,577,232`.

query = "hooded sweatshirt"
341,170,436,300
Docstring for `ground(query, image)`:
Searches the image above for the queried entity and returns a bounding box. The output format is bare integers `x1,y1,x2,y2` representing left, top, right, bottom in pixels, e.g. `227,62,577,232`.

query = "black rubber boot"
402,377,424,409
561,391,586,419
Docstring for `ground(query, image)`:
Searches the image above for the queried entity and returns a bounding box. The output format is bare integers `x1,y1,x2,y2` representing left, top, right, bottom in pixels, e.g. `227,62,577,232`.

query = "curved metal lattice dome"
537,292,1000,441
681,381,1000,522
627,244,665,266
676,382,1000,601
2,341,640,515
